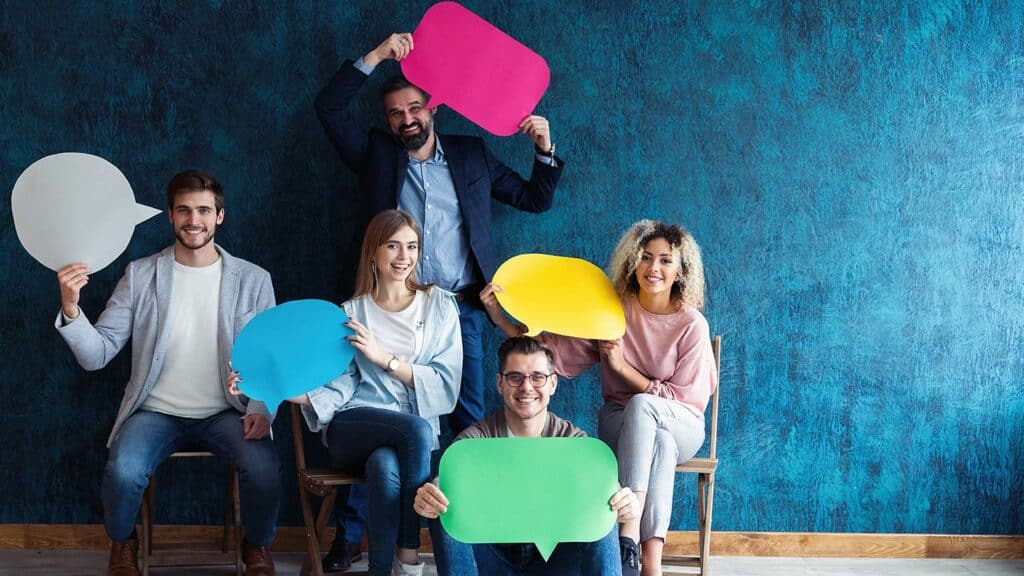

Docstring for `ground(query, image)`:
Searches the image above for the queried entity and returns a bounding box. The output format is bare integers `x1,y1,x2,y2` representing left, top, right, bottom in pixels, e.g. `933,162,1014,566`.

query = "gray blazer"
55,244,276,447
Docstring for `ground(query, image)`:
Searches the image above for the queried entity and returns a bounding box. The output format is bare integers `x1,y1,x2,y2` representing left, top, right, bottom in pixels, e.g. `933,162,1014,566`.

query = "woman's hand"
227,361,242,395
599,338,627,373
345,319,388,368
480,283,527,337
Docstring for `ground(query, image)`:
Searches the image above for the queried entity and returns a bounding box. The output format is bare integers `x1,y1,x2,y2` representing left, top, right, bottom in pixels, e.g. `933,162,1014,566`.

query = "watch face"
388,357,400,372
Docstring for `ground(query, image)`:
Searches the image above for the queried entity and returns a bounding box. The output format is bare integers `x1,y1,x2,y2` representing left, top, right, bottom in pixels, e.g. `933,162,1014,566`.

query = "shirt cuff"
61,308,80,325
353,57,375,76
535,153,556,167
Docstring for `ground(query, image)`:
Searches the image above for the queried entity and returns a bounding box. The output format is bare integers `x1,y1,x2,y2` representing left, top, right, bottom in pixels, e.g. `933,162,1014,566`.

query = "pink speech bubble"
401,2,550,136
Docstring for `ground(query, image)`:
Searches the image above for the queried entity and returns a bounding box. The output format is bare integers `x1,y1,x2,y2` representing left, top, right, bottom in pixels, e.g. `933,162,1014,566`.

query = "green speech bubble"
438,437,619,560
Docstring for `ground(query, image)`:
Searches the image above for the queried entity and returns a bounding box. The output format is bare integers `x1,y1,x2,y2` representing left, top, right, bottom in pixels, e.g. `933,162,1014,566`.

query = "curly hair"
607,219,705,310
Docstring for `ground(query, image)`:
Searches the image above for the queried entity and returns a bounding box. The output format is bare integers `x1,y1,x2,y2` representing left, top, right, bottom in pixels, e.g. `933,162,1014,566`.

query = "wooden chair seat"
676,457,718,475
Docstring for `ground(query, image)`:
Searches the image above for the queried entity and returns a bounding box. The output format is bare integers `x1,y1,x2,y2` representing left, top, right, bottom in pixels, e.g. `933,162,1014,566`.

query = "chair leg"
232,467,243,576
298,483,326,576
222,465,232,553
141,477,153,576
697,474,707,563
700,475,715,576
316,490,338,552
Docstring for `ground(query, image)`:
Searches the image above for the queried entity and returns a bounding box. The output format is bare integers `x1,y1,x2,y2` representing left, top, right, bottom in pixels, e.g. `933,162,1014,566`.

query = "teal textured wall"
1,1,1021,534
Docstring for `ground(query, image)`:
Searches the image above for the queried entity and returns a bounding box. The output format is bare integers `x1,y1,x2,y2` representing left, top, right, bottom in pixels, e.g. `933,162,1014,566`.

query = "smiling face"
383,86,435,151
169,189,223,251
373,225,419,284
634,237,680,301
497,351,557,423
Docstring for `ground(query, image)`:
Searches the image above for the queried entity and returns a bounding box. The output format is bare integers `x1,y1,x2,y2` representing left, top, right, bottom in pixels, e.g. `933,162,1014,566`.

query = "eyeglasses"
500,371,554,387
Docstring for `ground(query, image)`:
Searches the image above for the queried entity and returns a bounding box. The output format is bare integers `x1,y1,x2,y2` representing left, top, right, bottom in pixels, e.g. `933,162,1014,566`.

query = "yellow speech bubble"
492,254,625,339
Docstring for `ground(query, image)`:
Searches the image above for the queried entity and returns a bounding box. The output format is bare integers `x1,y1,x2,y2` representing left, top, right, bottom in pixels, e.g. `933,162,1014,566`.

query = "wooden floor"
1,551,1022,575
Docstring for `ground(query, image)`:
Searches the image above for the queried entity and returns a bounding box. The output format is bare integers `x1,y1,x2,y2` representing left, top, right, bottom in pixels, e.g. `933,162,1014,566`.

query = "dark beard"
391,121,431,151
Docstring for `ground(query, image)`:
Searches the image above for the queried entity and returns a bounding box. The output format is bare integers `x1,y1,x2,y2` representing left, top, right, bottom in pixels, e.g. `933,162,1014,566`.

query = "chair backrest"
708,335,722,461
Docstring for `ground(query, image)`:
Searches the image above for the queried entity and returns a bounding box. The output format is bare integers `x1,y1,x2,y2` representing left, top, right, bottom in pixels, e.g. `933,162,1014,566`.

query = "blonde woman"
232,210,461,576
481,220,717,576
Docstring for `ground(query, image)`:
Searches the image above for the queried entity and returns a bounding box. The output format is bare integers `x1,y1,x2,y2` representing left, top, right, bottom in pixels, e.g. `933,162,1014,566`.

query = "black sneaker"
619,536,639,576
322,540,363,573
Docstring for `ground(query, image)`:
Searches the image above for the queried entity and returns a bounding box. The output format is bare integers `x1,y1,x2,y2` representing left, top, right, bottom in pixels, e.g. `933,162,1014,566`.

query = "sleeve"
409,294,463,421
538,332,601,379
244,271,278,421
482,141,563,214
302,360,360,433
644,316,718,413
54,265,135,371
314,59,373,173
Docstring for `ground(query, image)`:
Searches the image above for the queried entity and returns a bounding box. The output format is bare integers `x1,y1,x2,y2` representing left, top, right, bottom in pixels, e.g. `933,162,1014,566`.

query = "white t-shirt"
363,290,425,373
141,258,230,418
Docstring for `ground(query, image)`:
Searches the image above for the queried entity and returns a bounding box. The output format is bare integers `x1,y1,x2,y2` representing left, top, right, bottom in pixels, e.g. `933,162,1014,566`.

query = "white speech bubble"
12,153,162,272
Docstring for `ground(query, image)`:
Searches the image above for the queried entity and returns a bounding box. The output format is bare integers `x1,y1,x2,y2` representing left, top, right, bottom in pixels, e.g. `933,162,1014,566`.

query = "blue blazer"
315,60,564,282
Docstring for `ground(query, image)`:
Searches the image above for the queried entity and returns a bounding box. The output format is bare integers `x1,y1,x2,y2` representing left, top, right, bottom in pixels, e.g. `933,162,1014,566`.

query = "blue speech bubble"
231,299,355,411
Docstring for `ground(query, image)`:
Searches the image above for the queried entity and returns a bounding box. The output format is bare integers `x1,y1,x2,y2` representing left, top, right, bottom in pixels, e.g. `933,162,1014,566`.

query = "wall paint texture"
1,1,1021,534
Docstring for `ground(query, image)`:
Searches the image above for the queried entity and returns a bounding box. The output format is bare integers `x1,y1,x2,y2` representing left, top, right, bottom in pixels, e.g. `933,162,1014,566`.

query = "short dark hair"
166,170,224,211
497,336,555,372
379,74,430,104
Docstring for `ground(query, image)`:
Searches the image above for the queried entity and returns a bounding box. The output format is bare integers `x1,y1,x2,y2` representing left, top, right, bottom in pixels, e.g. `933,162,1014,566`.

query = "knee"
366,447,400,487
235,447,282,495
406,416,434,455
103,452,152,491
653,429,678,461
624,394,659,423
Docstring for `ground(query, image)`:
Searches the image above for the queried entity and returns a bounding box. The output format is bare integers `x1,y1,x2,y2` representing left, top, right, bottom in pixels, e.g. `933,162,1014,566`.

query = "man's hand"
413,481,449,519
519,115,552,154
57,263,90,320
364,33,415,67
243,414,271,440
609,486,639,523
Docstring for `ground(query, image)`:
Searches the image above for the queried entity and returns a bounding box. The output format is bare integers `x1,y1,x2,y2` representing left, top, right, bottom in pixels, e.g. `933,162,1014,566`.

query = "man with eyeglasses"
413,336,639,576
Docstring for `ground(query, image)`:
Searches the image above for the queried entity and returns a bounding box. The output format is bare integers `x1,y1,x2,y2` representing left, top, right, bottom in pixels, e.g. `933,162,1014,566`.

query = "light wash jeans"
599,395,705,541
103,409,281,545
326,407,434,576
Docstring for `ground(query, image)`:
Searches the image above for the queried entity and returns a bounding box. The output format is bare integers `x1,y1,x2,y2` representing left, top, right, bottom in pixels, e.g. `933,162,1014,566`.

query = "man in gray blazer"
55,170,280,576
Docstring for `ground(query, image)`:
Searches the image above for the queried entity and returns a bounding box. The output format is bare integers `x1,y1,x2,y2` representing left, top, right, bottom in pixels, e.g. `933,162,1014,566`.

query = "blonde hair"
352,210,431,299
607,219,705,310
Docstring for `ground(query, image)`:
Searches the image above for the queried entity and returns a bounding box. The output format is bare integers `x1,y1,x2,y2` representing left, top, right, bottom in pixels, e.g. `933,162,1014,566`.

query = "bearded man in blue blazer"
314,32,565,572
55,170,280,576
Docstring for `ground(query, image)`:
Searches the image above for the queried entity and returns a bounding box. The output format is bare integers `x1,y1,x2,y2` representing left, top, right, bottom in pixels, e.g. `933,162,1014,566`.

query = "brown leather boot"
107,538,139,576
244,541,276,576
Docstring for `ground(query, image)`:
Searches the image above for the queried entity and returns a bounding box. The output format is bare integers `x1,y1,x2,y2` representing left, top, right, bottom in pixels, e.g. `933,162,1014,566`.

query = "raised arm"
54,263,134,371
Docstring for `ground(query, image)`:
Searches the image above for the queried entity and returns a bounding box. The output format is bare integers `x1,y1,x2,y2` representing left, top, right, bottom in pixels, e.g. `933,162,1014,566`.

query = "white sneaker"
391,555,424,576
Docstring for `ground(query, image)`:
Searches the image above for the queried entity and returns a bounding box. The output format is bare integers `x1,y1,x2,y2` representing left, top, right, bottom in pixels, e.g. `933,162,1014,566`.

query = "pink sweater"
541,295,718,417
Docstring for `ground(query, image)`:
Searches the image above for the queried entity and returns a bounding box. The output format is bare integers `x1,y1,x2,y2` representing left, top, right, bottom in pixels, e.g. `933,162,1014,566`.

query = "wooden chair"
664,334,721,575
290,403,366,576
140,450,242,576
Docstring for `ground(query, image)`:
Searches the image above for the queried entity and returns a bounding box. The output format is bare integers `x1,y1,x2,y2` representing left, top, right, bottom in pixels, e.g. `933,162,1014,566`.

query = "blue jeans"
332,483,368,546
326,407,434,576
103,409,281,545
430,520,622,576
448,300,485,436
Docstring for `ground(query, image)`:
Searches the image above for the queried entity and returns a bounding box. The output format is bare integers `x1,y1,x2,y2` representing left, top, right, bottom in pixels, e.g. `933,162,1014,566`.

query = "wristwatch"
385,355,400,373
535,142,556,158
